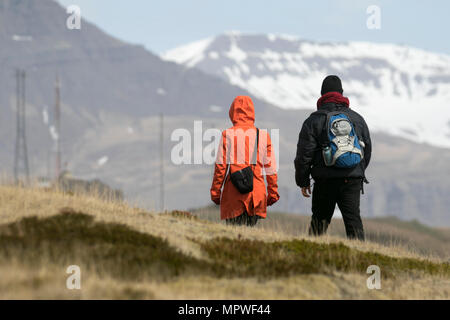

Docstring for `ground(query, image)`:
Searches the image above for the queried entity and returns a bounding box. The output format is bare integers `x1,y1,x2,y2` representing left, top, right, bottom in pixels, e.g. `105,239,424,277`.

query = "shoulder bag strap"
251,128,259,167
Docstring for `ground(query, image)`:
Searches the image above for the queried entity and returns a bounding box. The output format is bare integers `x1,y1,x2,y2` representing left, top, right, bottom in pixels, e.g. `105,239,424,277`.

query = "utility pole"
285,187,290,212
54,75,61,180
160,113,165,211
14,69,30,184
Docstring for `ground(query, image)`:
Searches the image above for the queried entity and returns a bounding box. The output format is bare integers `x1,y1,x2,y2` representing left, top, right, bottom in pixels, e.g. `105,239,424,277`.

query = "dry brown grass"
0,185,448,299
1,264,448,300
194,206,450,261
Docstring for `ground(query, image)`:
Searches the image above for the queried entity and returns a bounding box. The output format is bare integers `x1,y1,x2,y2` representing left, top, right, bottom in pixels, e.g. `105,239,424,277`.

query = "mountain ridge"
163,33,450,148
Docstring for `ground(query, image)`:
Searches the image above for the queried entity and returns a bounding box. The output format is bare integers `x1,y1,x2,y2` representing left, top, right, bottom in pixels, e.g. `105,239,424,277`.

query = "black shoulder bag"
229,128,259,194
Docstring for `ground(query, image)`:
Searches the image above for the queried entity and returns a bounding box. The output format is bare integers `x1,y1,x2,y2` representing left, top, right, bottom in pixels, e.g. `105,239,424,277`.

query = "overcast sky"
58,0,450,55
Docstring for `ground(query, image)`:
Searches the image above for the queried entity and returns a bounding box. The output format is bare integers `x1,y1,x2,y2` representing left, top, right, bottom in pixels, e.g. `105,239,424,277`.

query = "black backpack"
229,128,259,194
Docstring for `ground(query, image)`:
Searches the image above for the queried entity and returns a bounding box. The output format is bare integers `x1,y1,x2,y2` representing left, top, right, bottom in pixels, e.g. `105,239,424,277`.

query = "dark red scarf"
317,92,350,109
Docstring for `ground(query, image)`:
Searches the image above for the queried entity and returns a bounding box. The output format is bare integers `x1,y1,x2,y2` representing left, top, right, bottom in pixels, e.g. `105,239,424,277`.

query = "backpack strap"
251,128,259,166
311,110,341,147
313,109,363,144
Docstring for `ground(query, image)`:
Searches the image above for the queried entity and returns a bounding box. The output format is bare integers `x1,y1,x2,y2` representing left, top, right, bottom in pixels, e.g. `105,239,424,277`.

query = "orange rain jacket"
210,96,279,220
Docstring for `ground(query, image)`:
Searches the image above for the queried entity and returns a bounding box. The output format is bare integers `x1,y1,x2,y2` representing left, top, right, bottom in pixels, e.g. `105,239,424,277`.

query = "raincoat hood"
229,96,255,126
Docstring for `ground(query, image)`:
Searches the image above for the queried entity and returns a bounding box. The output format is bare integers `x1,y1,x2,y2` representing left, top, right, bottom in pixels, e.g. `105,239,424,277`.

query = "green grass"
370,216,450,242
0,210,448,283
192,207,450,259
201,238,450,279
0,208,204,281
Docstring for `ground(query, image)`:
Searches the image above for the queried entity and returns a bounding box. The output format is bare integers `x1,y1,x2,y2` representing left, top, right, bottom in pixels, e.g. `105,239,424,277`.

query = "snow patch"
12,35,32,41
97,156,108,167
162,37,213,67
267,34,277,42
208,51,219,59
42,108,49,125
225,40,247,62
156,88,166,95
224,30,242,36
209,105,222,113
49,126,58,141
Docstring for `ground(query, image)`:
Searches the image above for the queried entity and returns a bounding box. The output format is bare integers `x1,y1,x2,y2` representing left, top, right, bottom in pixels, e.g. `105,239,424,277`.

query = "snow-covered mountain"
163,33,450,148
5,1,450,225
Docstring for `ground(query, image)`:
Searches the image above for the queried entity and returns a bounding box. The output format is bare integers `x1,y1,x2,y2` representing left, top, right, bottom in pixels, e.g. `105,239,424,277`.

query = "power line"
54,75,61,180
13,69,30,184
160,112,165,212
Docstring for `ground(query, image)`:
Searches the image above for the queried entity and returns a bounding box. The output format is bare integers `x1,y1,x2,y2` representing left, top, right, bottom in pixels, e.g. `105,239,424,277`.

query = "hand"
301,186,311,198
212,197,220,205
267,196,278,206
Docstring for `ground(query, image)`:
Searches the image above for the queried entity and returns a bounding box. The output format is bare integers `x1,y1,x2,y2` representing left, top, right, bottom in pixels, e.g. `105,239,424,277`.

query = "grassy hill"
0,185,448,299
193,206,450,259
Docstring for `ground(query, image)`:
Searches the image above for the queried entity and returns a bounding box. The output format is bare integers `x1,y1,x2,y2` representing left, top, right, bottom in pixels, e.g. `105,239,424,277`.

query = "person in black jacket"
294,75,372,240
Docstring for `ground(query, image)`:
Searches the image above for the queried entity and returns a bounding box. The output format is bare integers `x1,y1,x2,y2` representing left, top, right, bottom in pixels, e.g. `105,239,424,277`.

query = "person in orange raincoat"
210,96,280,226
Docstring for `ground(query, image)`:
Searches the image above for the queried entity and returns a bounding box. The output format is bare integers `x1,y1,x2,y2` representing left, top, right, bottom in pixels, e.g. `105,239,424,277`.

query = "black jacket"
294,103,372,187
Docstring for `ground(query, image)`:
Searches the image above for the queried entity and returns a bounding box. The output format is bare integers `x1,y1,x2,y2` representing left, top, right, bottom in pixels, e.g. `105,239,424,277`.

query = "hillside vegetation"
0,186,448,299
193,207,450,259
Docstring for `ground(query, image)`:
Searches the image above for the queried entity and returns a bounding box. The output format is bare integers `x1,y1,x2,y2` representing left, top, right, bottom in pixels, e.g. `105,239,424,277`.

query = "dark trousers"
226,211,260,227
310,178,365,240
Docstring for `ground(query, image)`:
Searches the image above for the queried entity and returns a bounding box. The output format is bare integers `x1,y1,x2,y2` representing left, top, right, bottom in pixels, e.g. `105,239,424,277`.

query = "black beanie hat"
321,75,343,95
